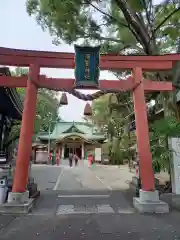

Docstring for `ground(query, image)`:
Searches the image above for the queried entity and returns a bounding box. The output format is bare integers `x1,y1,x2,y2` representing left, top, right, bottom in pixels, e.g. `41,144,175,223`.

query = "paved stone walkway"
1,211,180,239
56,203,134,215
31,164,62,190
1,162,180,239
30,162,134,216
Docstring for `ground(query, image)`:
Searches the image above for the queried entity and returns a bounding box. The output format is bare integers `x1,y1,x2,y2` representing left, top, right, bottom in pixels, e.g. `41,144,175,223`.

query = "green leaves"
127,0,146,11
162,26,178,40
7,67,59,143
151,116,180,137
150,116,180,172
25,0,180,169
26,0,180,58
91,90,134,164
26,0,89,44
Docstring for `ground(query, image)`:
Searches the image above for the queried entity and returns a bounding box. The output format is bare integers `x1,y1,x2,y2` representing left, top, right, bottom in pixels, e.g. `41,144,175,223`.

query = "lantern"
74,45,100,89
84,103,92,116
60,93,68,105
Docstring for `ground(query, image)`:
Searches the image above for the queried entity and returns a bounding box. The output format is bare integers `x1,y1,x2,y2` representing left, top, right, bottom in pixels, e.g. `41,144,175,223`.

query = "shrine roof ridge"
57,120,93,125
0,67,23,119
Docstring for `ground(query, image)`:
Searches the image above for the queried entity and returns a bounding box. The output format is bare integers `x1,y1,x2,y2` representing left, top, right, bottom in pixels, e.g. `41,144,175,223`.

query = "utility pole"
48,119,58,156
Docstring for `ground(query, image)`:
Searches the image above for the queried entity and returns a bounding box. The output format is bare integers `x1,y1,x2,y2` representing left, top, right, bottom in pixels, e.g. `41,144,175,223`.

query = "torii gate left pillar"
8,64,39,204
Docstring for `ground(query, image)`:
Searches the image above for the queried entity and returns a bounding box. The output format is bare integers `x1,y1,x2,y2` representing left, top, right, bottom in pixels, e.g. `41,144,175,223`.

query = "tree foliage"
7,67,60,144
26,0,180,108
91,92,134,164
26,0,180,115
26,0,180,168
150,116,180,173
26,0,180,52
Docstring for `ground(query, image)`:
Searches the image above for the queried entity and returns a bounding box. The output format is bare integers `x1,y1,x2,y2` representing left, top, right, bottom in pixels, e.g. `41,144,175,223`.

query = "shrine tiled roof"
0,67,23,119
38,120,106,142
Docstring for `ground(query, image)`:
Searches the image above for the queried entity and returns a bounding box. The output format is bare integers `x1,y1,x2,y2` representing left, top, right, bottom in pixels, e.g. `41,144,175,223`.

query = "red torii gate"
0,47,178,211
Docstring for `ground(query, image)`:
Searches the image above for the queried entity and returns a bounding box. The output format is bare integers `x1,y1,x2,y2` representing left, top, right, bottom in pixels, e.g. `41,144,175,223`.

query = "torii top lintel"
0,47,180,71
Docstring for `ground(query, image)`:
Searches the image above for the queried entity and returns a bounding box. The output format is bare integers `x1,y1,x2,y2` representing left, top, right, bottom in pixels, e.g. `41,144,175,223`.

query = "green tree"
26,0,180,125
26,1,179,50
92,92,134,164
7,67,60,144
26,0,180,169
26,0,180,107
149,116,180,190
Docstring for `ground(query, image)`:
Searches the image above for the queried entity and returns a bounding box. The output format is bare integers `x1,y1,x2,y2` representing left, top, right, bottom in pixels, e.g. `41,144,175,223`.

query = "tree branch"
83,0,129,28
84,34,126,43
143,0,154,33
84,0,145,53
101,44,132,54
154,6,180,33
114,0,152,54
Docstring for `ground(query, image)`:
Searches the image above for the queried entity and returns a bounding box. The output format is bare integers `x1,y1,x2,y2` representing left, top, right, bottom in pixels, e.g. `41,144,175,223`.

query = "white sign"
168,137,180,194
95,148,102,161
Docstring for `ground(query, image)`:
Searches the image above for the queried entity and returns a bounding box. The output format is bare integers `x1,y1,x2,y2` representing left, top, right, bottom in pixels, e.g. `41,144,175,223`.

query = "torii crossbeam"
0,46,178,213
0,75,174,92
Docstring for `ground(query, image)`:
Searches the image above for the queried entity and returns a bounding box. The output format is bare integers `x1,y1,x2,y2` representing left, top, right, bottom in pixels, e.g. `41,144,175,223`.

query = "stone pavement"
1,162,180,239
129,165,170,184
89,164,135,189
31,164,62,190
30,162,134,216
1,210,180,239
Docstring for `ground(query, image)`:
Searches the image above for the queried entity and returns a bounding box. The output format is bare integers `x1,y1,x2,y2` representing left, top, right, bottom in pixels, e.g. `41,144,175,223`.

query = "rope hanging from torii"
58,45,121,102
59,81,140,102
61,45,141,102
66,88,122,101
32,44,177,114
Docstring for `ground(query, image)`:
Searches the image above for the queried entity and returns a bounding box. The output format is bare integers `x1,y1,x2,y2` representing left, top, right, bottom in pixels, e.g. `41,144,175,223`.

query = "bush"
152,159,161,173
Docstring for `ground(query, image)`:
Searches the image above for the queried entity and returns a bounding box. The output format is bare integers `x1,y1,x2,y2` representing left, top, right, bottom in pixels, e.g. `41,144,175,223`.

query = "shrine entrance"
0,46,178,213
64,143,82,159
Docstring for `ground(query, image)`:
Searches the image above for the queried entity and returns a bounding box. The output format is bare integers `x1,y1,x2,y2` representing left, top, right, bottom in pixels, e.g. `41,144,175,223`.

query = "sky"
0,0,162,121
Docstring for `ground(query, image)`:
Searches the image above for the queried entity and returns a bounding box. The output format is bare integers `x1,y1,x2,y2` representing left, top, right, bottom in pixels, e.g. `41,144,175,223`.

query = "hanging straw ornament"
84,102,92,116
60,93,68,105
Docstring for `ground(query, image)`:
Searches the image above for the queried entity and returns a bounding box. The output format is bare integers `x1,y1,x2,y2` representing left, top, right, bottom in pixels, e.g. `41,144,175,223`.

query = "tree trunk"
161,92,180,120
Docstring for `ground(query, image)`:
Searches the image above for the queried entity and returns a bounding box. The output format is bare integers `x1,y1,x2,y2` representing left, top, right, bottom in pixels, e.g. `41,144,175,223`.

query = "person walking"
74,154,79,166
69,153,73,167
56,151,60,165
48,151,52,165
51,151,55,165
88,154,93,166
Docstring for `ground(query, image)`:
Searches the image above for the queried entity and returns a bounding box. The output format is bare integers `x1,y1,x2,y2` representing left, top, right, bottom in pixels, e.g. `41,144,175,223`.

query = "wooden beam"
132,67,155,191
39,78,135,91
0,55,75,68
144,80,174,92
39,77,75,91
0,75,45,88
0,76,27,87
102,61,172,71
0,75,134,91
0,55,172,70
103,54,180,62
0,47,174,70
0,75,174,92
1,47,180,61
100,79,133,91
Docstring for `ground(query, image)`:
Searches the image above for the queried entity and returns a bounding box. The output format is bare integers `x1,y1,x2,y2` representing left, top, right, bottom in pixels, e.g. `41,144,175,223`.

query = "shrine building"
0,67,23,161
33,120,106,163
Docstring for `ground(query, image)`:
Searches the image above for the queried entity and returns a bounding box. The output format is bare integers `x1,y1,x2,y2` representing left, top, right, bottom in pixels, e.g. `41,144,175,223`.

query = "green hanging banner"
74,45,100,88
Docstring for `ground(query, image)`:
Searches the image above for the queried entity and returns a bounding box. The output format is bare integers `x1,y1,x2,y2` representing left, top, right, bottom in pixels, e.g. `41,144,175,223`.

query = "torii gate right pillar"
132,67,169,213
